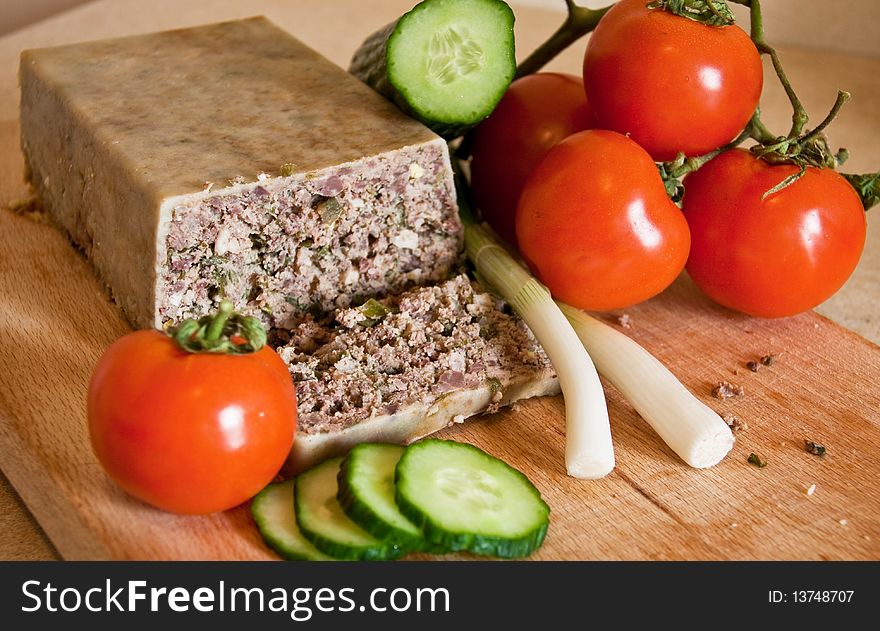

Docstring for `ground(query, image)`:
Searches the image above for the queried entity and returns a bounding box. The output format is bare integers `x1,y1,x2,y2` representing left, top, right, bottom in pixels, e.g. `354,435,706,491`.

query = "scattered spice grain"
747,453,767,468
712,381,744,400
722,413,748,432
805,440,827,457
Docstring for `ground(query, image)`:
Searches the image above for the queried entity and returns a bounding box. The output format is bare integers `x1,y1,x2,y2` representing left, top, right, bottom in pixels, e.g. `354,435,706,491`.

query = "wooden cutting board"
2,0,880,560
1,108,878,559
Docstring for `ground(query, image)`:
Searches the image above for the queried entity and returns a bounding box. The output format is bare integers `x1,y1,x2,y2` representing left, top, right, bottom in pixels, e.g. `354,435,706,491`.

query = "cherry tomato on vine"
88,325,297,514
470,72,596,246
516,129,690,311
682,149,867,318
582,0,763,161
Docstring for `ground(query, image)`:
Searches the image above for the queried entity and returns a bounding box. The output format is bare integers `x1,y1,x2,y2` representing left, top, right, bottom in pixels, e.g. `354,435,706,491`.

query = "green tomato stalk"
171,300,267,354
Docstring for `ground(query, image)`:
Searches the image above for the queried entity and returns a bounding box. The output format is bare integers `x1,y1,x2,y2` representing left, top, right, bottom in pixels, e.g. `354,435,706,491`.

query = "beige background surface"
0,0,92,36
1,0,878,559
518,0,880,57
4,0,880,55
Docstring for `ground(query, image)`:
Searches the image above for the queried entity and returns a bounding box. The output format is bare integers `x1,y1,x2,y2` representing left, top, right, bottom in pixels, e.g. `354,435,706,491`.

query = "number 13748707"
769,591,854,604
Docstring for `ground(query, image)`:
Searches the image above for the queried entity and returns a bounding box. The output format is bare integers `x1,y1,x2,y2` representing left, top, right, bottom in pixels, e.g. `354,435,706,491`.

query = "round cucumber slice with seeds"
295,457,405,561
395,439,550,558
337,444,433,552
350,0,516,138
388,0,515,133
251,481,332,561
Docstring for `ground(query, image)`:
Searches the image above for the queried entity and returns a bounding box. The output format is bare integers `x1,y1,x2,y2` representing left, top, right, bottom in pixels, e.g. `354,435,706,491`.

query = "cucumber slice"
338,444,435,552
295,457,405,561
251,481,332,561
349,0,516,138
395,439,550,558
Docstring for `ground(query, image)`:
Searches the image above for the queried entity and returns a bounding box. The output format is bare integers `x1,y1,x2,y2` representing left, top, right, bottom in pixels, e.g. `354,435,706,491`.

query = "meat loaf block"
278,274,560,473
20,17,461,330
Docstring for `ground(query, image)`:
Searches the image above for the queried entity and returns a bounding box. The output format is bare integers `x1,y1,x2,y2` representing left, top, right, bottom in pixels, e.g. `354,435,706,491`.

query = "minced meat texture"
277,274,554,435
161,141,460,330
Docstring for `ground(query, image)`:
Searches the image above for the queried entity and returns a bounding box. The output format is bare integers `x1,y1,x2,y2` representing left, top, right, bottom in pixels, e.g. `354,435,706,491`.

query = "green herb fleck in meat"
285,295,307,311
356,298,389,326
314,197,343,226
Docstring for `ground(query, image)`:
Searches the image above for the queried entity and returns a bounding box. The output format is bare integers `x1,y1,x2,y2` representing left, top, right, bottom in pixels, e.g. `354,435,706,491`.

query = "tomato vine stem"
659,118,756,201
456,1,610,160
733,1,855,175
740,0,810,139
727,0,880,206
797,91,851,146
514,1,611,80
747,106,778,145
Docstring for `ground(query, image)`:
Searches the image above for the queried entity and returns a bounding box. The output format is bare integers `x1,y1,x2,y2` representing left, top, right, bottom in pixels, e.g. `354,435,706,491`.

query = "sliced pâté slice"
279,274,560,473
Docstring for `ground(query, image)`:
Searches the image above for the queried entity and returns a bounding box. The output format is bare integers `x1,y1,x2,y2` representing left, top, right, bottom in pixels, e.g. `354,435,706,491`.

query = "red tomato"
682,149,867,317
516,129,690,311
470,73,596,246
583,0,762,161
88,330,296,514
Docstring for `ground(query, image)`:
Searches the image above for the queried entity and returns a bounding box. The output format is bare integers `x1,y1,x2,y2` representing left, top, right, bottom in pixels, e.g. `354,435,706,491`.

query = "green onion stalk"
456,172,615,479
558,305,734,468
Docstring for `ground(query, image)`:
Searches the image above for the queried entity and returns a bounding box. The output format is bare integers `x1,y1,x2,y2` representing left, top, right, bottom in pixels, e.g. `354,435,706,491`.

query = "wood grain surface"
1,0,880,561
